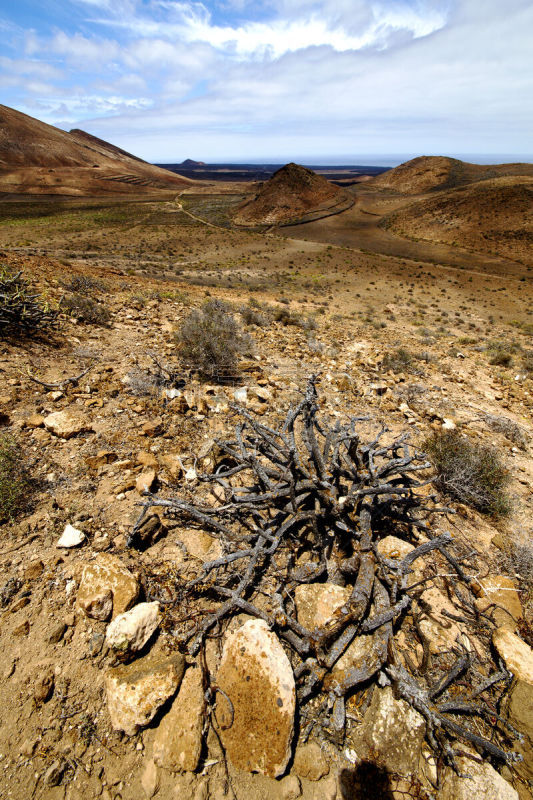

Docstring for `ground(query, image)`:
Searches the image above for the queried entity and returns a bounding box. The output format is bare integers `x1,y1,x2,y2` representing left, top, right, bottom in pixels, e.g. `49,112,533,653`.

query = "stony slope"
384,176,533,263
232,162,354,226
372,155,533,195
0,105,194,196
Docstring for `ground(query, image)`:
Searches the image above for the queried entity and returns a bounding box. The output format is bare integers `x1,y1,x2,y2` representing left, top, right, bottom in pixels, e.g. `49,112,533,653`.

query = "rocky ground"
0,207,532,800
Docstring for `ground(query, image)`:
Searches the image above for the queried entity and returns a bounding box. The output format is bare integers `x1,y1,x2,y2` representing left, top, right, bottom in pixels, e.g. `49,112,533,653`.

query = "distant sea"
236,154,533,168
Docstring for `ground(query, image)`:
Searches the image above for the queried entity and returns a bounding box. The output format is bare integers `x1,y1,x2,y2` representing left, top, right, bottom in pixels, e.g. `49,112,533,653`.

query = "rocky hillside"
0,105,194,195
372,156,533,195
232,162,354,226
384,176,533,263
0,242,532,800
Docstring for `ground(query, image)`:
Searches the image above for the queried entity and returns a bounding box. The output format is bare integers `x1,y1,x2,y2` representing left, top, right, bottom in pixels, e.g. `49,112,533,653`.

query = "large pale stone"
77,553,139,621
473,576,523,630
293,742,329,781
176,528,222,561
105,601,160,655
57,523,85,548
356,686,426,775
153,664,206,772
415,587,464,654
104,652,185,736
216,619,295,778
506,679,533,787
377,535,415,561
493,628,533,684
44,410,92,439
436,757,519,800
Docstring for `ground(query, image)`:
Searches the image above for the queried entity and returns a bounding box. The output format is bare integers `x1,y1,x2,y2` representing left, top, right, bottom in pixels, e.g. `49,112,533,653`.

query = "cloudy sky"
1,0,532,163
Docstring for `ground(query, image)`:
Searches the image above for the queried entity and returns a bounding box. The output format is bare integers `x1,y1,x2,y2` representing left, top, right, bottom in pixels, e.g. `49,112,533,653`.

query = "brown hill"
0,104,194,196
384,176,533,263
232,162,354,227
372,155,533,195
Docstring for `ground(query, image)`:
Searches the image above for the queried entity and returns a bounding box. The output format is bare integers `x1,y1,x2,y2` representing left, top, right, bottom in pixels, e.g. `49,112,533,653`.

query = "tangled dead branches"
133,377,521,771
0,269,59,336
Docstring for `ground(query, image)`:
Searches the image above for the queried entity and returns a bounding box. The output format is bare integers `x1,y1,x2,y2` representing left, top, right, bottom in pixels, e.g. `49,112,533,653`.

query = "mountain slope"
383,176,533,262
0,105,194,195
372,155,533,195
232,162,354,226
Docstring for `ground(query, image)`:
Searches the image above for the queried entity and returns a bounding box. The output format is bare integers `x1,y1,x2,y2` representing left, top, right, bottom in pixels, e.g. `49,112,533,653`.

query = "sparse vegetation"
61,292,112,326
0,267,59,337
177,299,252,382
484,414,529,450
381,346,420,374
0,435,32,521
423,429,511,516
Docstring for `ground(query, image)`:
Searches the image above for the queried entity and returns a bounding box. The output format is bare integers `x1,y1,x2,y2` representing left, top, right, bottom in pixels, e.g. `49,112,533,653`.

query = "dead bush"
423,429,511,517
484,414,529,450
176,299,252,382
0,267,59,337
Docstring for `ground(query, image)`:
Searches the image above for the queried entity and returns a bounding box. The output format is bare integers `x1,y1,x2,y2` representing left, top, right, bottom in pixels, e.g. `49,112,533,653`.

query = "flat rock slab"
216,619,295,778
153,664,205,772
78,553,139,621
105,652,185,736
493,628,533,684
105,601,160,655
473,575,523,630
44,410,93,439
437,757,519,800
356,686,426,775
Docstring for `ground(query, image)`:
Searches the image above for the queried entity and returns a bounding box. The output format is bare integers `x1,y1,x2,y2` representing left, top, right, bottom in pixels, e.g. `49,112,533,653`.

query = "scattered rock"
472,575,523,630
355,686,426,775
13,619,30,636
141,419,164,437
137,450,159,468
136,469,157,495
127,514,165,550
141,759,160,798
88,631,105,657
506,678,533,787
279,774,302,800
105,601,160,656
24,413,45,429
436,756,519,800
216,619,295,778
57,523,86,548
43,759,65,787
493,628,533,684
159,453,183,480
48,622,67,644
43,410,93,439
293,742,329,781
24,560,44,580
104,652,185,736
34,671,54,704
153,664,206,772
175,528,222,561
78,553,139,621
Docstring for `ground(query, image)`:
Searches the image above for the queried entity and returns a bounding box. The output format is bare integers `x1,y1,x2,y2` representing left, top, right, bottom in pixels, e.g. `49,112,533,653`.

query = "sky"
1,0,532,164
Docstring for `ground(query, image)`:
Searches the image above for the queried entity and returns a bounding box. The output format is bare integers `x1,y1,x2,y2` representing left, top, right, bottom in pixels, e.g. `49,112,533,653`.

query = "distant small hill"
178,159,206,167
372,155,533,195
0,104,194,195
384,176,533,262
232,162,354,226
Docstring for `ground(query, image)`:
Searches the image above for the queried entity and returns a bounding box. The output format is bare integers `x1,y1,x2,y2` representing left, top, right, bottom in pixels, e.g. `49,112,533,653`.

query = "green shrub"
0,267,59,337
423,429,511,516
61,293,111,326
177,299,252,383
381,347,418,374
0,436,32,521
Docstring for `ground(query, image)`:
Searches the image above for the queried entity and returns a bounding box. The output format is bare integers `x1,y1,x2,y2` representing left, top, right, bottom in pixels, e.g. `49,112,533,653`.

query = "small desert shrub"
239,304,268,327
423,429,511,516
61,293,111,326
484,415,529,450
0,267,59,337
486,339,521,367
521,350,533,374
381,347,417,374
272,307,317,330
0,436,32,521
176,299,252,382
61,275,107,294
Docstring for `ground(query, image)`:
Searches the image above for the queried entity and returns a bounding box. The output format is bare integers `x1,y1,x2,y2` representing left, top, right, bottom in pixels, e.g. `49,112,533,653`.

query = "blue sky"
1,0,532,163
